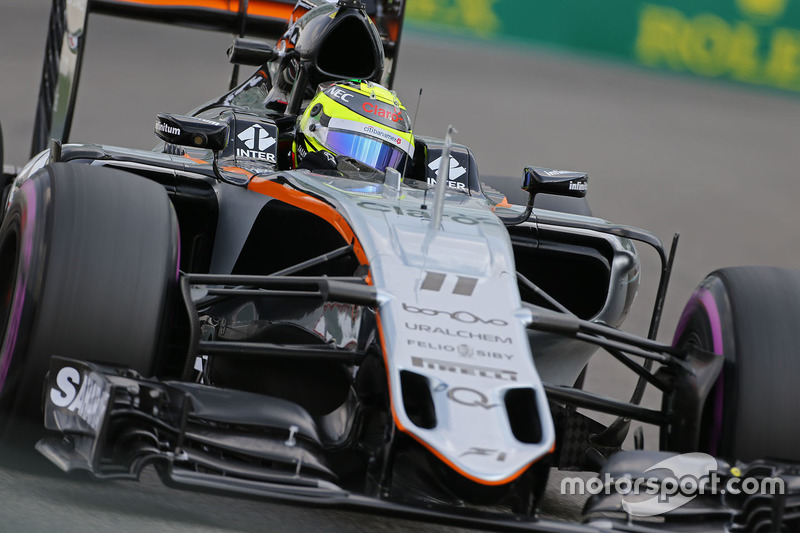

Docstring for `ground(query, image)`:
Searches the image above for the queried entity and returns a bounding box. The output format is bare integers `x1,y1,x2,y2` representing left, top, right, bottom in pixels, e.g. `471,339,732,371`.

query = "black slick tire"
0,163,179,463
667,266,800,462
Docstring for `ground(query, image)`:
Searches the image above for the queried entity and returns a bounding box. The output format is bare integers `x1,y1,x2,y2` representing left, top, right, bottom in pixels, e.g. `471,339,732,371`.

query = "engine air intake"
400,371,437,430
505,388,543,444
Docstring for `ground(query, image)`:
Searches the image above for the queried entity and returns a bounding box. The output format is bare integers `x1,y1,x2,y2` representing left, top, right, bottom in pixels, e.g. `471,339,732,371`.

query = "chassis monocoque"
2,1,800,531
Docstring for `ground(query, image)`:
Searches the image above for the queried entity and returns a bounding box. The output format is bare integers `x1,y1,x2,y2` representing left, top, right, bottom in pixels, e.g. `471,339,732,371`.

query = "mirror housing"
227,38,278,66
501,166,588,226
523,166,588,199
155,114,228,152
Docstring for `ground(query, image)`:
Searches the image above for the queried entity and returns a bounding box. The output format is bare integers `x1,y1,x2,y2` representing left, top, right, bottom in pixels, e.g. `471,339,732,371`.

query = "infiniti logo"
401,303,508,326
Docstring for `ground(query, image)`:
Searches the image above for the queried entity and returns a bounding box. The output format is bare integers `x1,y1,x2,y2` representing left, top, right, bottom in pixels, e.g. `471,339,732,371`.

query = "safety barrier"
405,0,800,94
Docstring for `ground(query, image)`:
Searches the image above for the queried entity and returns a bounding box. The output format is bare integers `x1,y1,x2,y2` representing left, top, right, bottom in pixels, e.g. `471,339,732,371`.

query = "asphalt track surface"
2,1,800,531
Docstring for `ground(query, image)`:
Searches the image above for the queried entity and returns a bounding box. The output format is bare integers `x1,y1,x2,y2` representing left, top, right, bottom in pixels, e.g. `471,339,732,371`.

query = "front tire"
0,163,179,460
665,267,800,462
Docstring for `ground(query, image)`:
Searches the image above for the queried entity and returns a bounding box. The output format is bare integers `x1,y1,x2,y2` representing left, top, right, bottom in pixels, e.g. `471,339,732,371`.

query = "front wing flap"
38,356,181,473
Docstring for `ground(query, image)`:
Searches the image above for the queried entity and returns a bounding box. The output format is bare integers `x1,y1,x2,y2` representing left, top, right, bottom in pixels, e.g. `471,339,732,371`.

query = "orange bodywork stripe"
180,156,256,179
376,314,548,487
180,156,256,181
182,153,209,165
247,176,368,264
113,1,398,46
386,19,399,42
221,165,254,178
489,197,512,213
108,0,294,18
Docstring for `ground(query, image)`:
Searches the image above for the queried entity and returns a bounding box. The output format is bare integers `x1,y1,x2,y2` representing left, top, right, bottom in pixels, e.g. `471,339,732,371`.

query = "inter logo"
236,124,277,163
237,124,276,152
428,155,466,180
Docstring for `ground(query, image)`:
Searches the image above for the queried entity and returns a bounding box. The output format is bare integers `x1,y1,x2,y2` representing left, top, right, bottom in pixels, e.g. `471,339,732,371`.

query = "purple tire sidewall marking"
0,180,37,393
672,286,724,455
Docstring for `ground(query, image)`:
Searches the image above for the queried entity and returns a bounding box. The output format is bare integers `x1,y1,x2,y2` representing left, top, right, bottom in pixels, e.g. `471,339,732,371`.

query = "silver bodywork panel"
254,170,638,483
282,171,553,483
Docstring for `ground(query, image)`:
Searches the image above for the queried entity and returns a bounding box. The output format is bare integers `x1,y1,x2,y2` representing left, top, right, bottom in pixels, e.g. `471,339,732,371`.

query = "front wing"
38,356,800,532
37,356,599,533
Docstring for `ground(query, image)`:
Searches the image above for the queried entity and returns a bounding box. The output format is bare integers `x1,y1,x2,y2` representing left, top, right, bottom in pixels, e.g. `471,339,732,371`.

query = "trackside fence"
405,0,800,95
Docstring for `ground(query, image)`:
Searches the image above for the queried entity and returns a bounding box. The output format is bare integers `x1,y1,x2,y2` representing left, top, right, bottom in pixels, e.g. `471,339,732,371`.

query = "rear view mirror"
502,166,588,226
227,38,278,66
522,167,588,199
155,114,229,153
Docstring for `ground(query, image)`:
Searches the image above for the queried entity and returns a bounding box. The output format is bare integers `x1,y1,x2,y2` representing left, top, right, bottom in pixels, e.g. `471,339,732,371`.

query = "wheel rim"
672,287,725,456
683,333,724,456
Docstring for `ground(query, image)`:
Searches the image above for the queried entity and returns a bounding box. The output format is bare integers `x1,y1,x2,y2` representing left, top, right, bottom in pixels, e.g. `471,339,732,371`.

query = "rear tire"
666,267,800,462
0,163,179,462
0,121,8,224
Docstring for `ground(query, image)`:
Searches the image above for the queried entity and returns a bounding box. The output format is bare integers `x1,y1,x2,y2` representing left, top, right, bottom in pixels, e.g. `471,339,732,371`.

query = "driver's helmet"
294,81,415,172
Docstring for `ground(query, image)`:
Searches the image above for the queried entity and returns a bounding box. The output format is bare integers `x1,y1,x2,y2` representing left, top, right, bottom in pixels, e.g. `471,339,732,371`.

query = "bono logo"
401,303,508,326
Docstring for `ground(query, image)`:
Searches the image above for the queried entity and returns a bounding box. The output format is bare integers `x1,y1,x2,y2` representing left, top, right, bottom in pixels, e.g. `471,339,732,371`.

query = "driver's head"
294,81,414,172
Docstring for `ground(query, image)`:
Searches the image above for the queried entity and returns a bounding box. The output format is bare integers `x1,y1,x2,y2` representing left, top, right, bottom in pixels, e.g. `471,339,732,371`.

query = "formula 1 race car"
1,1,800,531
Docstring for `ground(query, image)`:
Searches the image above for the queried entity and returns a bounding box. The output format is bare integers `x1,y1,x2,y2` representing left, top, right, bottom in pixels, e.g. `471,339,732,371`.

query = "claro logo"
362,102,404,124
401,303,508,326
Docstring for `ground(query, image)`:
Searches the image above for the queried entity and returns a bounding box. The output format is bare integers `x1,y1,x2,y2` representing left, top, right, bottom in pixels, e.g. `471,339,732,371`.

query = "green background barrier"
405,0,800,93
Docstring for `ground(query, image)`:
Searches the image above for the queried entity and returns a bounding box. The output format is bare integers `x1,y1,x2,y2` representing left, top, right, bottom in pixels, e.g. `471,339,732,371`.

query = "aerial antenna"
411,88,423,131
401,88,422,179
430,125,455,230
422,125,456,254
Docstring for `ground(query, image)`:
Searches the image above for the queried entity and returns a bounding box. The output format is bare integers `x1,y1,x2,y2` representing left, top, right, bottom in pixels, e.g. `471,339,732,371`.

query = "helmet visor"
325,129,410,172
